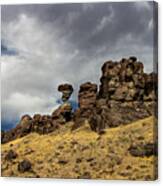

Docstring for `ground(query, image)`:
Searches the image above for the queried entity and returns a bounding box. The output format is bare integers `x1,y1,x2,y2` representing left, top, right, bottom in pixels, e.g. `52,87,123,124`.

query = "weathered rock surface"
52,102,73,123
73,82,97,130
73,57,157,131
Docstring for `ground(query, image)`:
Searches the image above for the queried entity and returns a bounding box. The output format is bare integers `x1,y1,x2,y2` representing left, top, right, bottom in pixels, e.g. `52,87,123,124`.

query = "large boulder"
5,150,18,161
18,160,32,173
128,143,157,157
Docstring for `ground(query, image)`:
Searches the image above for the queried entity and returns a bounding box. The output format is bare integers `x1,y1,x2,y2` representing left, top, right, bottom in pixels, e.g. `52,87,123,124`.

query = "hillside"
1,116,157,180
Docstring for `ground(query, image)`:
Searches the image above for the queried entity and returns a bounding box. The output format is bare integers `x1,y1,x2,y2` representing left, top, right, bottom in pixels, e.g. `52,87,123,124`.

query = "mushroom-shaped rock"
58,84,73,102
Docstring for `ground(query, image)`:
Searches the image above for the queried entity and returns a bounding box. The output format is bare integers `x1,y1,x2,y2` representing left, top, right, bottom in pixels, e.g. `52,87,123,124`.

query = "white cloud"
134,1,151,11
1,13,101,125
93,6,114,34
82,3,95,12
148,18,153,30
5,93,50,115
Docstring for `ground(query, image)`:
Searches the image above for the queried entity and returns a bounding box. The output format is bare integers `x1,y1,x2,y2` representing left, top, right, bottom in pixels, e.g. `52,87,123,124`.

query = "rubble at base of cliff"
1,57,158,144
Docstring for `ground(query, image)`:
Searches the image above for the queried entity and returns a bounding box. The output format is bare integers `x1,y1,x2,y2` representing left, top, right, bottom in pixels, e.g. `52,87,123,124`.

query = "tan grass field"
1,116,157,180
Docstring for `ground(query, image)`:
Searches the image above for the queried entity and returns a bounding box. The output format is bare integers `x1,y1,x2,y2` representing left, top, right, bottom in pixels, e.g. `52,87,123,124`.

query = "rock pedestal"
73,82,97,130
58,84,73,102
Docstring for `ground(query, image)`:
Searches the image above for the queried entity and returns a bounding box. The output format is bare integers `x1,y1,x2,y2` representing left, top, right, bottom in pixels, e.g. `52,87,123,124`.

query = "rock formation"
1,57,158,143
2,84,74,143
58,84,73,102
52,102,72,123
73,57,157,132
73,82,97,130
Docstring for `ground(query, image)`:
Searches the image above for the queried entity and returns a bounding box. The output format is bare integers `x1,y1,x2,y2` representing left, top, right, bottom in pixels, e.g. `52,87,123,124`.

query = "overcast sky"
1,1,156,130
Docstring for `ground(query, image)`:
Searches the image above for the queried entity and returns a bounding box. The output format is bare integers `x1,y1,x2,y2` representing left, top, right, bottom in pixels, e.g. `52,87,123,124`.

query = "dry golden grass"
1,116,157,180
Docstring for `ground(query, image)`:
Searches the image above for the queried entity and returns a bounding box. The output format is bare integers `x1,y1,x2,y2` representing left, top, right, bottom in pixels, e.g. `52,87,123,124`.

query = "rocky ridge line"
1,57,158,143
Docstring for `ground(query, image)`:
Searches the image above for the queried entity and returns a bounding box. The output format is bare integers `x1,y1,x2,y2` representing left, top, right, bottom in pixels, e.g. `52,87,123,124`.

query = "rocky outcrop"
1,115,33,143
52,102,72,123
73,57,157,132
31,114,59,134
2,84,74,144
73,82,97,130
94,57,157,130
99,57,157,101
78,82,97,110
1,57,157,143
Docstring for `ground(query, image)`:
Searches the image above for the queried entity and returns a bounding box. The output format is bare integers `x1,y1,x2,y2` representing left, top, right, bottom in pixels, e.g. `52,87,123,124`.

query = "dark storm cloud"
1,1,156,130
2,2,154,56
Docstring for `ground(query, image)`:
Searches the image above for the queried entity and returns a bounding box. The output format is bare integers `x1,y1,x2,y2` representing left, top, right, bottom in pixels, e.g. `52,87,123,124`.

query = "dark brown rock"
72,82,97,130
58,159,68,165
33,114,42,122
52,102,72,123
58,84,73,102
93,57,157,131
18,160,32,173
128,143,157,157
78,82,97,111
5,150,18,161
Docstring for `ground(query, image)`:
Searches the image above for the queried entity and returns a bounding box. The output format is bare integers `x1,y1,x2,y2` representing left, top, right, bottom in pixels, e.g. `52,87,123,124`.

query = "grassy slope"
1,116,157,180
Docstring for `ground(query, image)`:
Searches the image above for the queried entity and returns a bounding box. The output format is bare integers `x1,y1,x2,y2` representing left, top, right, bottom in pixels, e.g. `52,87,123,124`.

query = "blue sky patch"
1,41,18,56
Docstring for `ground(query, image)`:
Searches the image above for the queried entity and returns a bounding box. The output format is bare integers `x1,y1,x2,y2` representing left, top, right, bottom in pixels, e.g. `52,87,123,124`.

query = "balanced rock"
58,84,73,102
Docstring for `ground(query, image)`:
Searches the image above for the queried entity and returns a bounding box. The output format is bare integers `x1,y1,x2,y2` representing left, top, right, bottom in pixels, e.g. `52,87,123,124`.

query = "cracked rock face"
99,57,157,101
58,84,74,102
